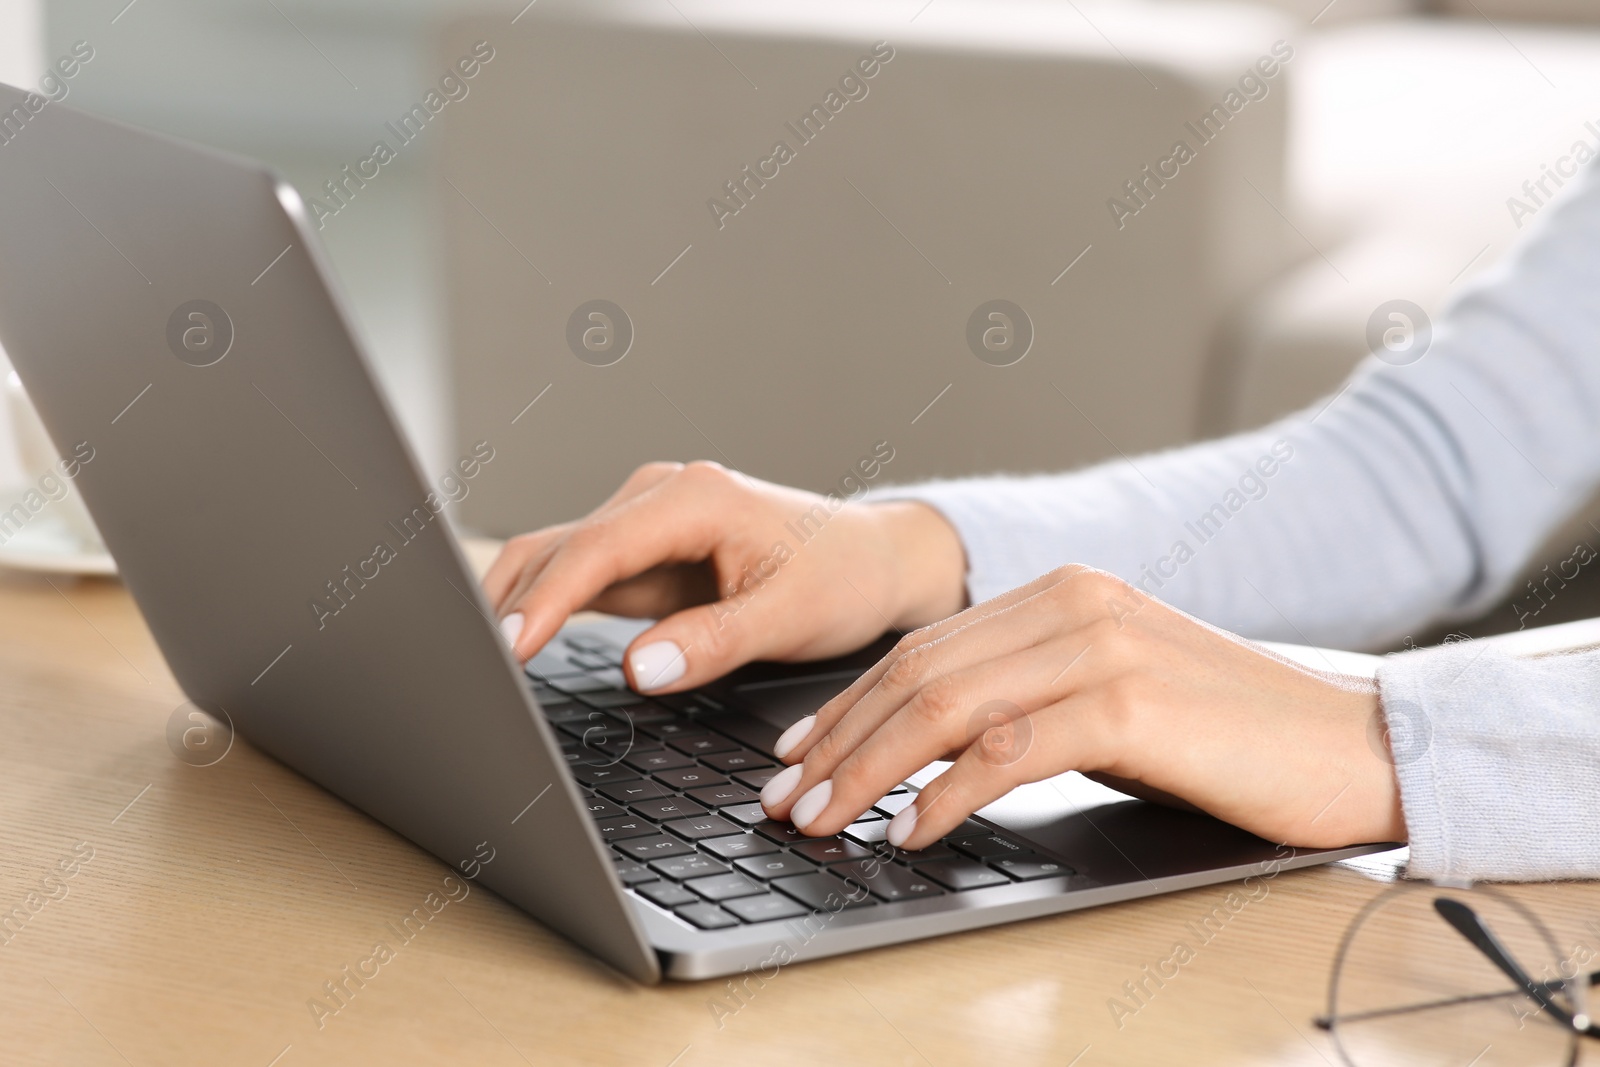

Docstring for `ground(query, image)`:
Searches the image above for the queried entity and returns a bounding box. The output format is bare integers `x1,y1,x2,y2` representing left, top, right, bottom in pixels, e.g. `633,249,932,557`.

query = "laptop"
0,84,1392,982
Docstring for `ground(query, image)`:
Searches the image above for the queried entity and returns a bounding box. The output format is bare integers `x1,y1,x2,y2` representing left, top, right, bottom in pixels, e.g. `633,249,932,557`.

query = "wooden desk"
2,544,1595,1066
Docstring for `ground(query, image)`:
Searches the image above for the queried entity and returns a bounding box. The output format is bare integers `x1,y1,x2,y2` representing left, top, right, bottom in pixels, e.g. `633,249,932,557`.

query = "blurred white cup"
3,369,106,552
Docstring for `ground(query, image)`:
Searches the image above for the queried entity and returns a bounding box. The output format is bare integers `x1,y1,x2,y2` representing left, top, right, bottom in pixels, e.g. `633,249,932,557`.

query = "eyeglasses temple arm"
1433,897,1593,1034
1314,968,1600,1031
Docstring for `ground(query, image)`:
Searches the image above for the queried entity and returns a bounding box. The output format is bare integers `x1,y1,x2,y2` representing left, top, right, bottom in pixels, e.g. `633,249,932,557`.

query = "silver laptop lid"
0,83,660,982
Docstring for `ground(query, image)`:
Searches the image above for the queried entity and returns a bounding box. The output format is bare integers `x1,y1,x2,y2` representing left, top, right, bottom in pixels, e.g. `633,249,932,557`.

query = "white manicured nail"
630,640,686,691
760,763,804,809
499,612,524,649
789,780,833,831
887,803,919,848
773,715,816,760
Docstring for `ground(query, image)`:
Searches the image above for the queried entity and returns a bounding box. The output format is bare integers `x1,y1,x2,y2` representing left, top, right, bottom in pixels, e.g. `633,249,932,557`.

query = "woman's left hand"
758,565,1407,851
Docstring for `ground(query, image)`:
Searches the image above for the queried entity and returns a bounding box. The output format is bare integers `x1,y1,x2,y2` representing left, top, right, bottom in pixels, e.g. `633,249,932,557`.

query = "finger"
782,572,1105,778
494,540,563,624
886,695,1106,851
596,460,685,509
489,463,686,612
773,566,1086,767
504,464,738,660
481,525,570,612
621,562,825,693
585,563,718,619
767,633,1102,836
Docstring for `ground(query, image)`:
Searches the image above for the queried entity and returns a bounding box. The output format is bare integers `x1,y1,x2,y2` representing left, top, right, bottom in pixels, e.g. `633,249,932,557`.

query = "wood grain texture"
2,540,1595,1067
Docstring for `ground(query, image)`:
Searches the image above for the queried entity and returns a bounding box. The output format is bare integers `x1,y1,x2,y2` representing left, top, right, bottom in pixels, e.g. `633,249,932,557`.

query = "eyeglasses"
1318,882,1600,1066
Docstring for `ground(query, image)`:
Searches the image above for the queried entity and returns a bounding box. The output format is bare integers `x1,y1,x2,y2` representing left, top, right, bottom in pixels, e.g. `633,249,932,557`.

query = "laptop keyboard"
527,632,1077,931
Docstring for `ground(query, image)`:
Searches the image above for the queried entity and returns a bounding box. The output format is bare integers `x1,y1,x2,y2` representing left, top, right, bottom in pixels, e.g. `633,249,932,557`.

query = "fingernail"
760,763,804,809
789,780,833,831
886,803,919,848
630,640,686,691
499,612,524,649
772,715,816,760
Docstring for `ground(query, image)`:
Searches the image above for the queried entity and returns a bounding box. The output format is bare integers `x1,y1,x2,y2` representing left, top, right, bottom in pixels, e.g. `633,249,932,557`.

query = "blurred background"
2,0,1598,640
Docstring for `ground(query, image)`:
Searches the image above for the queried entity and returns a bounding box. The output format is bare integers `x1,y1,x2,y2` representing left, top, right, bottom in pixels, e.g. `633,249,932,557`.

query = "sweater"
880,160,1600,882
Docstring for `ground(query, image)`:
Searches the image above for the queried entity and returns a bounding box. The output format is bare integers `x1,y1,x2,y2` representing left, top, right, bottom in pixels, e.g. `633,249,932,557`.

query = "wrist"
871,501,967,629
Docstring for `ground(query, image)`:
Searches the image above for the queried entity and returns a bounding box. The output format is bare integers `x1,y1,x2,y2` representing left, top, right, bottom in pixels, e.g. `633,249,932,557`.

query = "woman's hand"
481,461,967,692
759,565,1407,851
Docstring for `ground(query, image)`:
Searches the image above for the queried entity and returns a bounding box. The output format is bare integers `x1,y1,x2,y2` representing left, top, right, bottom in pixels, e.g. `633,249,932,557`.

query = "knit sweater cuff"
1376,640,1600,882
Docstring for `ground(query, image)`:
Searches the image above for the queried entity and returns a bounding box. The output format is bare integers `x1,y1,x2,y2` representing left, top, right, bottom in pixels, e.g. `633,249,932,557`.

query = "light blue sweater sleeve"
877,162,1600,881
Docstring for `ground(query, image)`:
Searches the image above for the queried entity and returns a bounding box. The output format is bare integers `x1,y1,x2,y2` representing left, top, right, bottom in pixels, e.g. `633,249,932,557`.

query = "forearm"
877,161,1600,648
876,405,1479,649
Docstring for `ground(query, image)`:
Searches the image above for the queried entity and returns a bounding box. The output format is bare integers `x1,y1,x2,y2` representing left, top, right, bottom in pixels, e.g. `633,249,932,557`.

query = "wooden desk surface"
2,542,1595,1066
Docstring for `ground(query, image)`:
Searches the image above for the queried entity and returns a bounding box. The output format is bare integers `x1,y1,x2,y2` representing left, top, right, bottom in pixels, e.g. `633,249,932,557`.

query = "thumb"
624,595,778,694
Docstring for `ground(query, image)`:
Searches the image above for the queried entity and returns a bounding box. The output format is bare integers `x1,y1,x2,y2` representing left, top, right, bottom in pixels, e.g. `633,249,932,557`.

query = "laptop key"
791,837,877,865
653,692,724,714
842,860,947,902
700,750,774,774
624,748,697,773
664,815,742,841
541,702,597,725
570,763,641,787
654,768,729,791
650,854,730,880
574,741,632,765
700,834,780,860
722,893,811,924
686,872,766,902
528,648,586,680
771,871,874,911
561,632,617,655
896,843,958,864
733,767,784,790
632,796,709,821
990,854,1075,881
594,816,658,841
614,834,695,860
611,703,679,727
916,858,1010,891
734,853,817,880
598,779,674,804
949,833,1029,861
583,797,627,820
872,793,918,817
687,784,761,807
558,720,632,744
669,734,741,757
719,802,769,826
568,650,614,671
613,860,657,886
576,748,635,768
530,680,567,703
548,671,622,694
754,820,807,845
575,688,650,709
675,902,741,930
636,881,700,909
842,820,890,846
640,719,708,742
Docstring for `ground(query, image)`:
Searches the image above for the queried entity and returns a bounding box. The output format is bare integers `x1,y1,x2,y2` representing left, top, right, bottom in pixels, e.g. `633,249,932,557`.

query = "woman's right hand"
480,461,968,694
